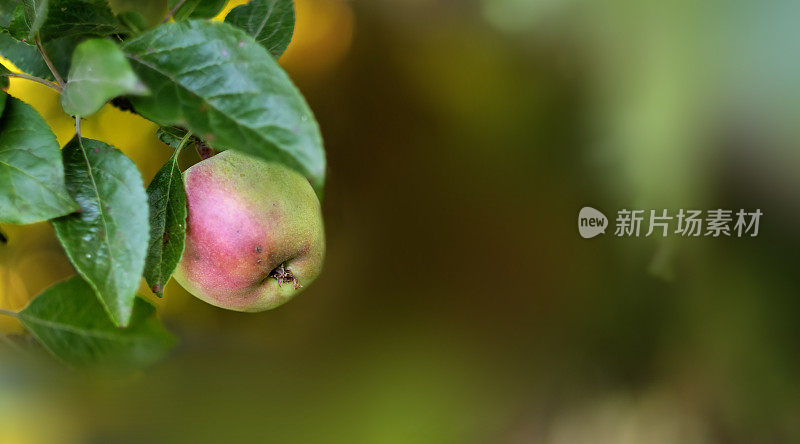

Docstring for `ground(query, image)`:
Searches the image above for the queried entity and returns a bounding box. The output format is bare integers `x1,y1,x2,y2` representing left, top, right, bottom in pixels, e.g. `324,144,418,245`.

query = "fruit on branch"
173,151,325,312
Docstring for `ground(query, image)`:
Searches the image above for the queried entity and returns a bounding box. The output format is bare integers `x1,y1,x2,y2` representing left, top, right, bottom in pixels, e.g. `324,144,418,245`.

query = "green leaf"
37,0,121,42
0,0,22,29
1,0,121,80
5,3,26,40
23,0,49,37
168,0,226,21
18,276,175,368
0,31,85,80
109,0,167,27
8,0,49,41
0,63,9,88
156,125,188,148
225,0,294,58
144,140,187,297
51,137,149,328
116,9,147,34
0,95,79,224
60,38,148,117
123,20,326,192
0,31,47,75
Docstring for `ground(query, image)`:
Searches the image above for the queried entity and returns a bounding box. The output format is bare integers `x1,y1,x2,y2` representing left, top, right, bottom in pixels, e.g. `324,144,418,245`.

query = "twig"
195,138,214,159
177,131,193,152
0,308,18,318
162,0,187,23
35,34,65,88
75,117,81,138
0,72,62,92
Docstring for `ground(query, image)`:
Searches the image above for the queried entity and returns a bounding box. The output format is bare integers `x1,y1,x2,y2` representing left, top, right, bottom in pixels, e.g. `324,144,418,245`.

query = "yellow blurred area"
0,69,168,332
0,391,80,444
0,0,354,332
279,0,354,81
223,0,355,81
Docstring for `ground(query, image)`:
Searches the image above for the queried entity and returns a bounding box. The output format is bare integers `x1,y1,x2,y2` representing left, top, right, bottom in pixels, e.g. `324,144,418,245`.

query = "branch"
0,72,62,92
195,137,214,159
162,0,187,23
0,308,18,318
177,131,193,153
35,34,65,88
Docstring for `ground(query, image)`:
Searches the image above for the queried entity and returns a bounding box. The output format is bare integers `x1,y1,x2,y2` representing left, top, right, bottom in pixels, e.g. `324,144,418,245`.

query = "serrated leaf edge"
145,146,186,297
54,138,142,328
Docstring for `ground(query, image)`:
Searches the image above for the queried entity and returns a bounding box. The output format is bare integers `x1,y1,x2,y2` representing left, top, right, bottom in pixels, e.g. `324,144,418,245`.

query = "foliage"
17,276,175,368
0,0,322,368
225,0,294,58
123,19,325,192
51,136,150,328
60,38,149,116
0,94,78,223
144,132,187,298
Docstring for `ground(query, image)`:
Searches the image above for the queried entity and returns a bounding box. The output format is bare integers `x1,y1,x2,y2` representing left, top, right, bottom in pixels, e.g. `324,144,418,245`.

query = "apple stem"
195,139,214,160
162,0,186,23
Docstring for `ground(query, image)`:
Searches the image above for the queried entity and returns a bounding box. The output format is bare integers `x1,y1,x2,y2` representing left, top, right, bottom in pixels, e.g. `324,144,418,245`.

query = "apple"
173,151,325,312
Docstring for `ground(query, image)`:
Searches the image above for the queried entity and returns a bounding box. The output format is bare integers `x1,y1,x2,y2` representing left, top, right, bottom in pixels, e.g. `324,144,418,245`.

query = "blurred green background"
2,0,800,442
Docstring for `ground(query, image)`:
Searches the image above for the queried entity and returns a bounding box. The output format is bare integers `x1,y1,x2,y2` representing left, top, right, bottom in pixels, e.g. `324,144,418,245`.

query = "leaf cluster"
0,0,318,369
